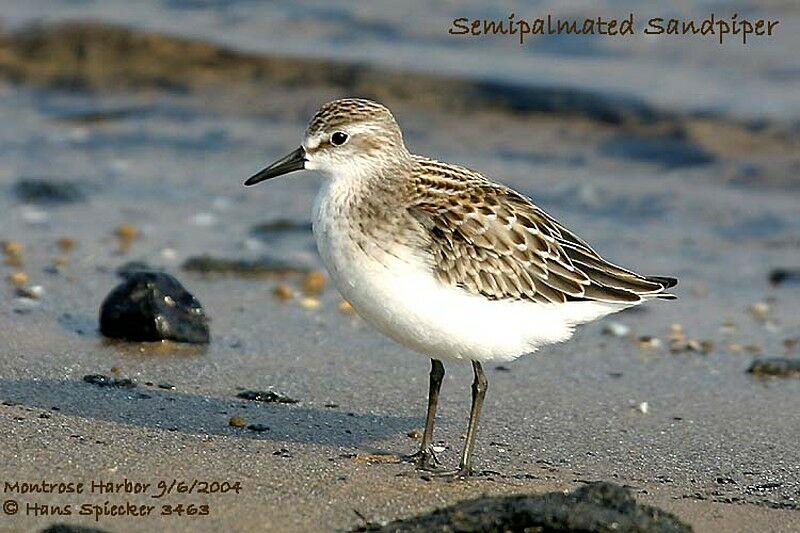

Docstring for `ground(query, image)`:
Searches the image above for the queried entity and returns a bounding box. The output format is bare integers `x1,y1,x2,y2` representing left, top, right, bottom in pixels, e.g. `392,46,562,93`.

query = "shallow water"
2,0,800,119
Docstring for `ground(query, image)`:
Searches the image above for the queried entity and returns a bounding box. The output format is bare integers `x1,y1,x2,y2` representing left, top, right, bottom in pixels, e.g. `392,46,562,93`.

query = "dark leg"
454,361,488,477
405,358,445,470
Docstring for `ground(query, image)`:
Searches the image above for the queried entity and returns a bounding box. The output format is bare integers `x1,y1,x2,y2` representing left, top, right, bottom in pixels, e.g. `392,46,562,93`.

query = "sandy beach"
0,3,798,532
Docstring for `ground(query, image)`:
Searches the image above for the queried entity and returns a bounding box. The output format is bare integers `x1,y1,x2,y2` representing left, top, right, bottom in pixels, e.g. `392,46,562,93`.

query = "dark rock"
769,268,800,286
99,272,210,344
182,254,310,276
247,424,270,432
82,374,136,389
14,178,86,204
237,390,298,404
41,524,112,533
747,357,800,378
352,481,691,533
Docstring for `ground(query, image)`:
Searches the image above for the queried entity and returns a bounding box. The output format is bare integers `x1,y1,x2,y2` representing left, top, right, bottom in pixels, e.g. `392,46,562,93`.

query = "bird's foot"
402,446,440,471
425,466,473,481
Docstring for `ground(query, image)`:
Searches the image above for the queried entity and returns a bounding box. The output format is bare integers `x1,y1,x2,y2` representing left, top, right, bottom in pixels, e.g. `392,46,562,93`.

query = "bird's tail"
646,276,678,300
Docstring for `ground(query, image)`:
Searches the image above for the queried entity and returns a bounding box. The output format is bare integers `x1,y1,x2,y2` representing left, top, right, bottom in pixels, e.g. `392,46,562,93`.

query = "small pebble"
21,206,49,225
228,415,247,428
57,237,76,253
750,301,770,321
8,271,29,286
115,223,141,252
407,429,423,440
700,340,715,354
638,336,662,350
300,297,321,310
339,300,354,314
3,240,24,257
273,283,295,301
602,322,630,337
13,297,38,308
116,223,141,240
3,240,24,266
686,339,703,352
432,445,446,453
161,248,178,262
302,271,326,296
247,424,270,432
190,212,217,227
637,401,649,414
15,285,43,299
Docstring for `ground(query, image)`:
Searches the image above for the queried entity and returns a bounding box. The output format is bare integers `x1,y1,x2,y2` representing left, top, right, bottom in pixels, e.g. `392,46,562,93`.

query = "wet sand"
0,22,799,533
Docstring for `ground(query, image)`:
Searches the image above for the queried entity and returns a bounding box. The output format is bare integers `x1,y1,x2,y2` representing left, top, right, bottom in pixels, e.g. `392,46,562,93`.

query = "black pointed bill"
244,146,306,186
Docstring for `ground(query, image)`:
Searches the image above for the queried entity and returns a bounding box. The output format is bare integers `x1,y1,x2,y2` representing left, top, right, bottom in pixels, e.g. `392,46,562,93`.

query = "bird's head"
244,98,409,186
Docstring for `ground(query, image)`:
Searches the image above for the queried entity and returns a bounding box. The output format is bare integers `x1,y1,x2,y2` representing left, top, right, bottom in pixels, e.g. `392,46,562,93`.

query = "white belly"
312,183,628,363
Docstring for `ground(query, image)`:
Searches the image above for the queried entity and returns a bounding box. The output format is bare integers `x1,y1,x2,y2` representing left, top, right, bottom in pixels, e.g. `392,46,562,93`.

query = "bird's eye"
330,131,349,146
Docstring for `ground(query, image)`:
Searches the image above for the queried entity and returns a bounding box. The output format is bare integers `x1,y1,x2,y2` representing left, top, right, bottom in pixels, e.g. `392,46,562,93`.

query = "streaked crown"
307,98,399,137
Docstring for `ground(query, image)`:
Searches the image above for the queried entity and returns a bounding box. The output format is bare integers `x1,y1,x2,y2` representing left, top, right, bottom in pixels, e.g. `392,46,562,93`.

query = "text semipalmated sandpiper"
245,98,676,477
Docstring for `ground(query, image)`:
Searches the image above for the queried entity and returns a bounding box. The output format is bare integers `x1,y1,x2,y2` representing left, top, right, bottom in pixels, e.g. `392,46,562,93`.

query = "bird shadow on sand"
0,378,418,447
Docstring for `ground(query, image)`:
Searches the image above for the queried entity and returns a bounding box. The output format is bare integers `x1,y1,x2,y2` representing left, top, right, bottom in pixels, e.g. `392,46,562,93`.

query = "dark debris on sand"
249,219,313,238
99,271,210,344
41,524,112,533
237,390,298,404
769,268,800,286
83,374,136,389
747,357,800,378
353,482,691,533
13,178,86,204
182,254,311,276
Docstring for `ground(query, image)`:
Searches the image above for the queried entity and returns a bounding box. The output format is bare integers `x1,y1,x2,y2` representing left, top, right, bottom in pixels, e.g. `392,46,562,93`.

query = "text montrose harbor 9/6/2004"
448,13,779,45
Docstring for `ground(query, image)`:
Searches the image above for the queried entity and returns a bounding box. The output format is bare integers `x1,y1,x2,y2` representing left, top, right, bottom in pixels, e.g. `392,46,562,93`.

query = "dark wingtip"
647,276,678,289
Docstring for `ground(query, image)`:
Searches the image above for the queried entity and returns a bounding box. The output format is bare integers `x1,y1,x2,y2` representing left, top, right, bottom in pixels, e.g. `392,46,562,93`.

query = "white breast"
312,180,631,363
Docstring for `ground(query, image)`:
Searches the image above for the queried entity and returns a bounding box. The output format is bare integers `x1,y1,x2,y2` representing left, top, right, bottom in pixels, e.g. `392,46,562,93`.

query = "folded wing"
408,157,676,305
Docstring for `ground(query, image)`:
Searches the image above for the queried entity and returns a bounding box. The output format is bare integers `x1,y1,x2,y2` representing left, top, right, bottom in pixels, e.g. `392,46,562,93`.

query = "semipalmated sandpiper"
245,98,676,477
